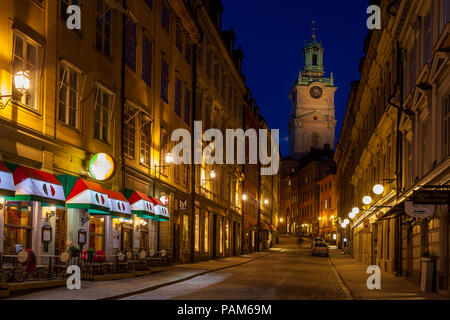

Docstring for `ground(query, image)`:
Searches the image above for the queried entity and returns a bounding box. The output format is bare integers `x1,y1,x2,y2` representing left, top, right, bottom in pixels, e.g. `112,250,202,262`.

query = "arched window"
312,54,318,66
312,132,320,148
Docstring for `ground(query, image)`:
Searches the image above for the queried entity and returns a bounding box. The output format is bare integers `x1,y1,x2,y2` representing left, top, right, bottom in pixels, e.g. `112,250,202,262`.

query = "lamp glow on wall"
264,199,269,205
1,71,31,109
362,195,373,205
164,153,174,164
373,184,384,195
242,194,247,201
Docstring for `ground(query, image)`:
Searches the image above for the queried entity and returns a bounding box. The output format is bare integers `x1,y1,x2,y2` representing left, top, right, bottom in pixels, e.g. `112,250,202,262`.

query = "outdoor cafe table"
39,255,59,280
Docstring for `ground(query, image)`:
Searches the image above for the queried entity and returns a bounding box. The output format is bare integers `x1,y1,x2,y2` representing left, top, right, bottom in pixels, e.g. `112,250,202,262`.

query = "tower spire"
311,20,318,41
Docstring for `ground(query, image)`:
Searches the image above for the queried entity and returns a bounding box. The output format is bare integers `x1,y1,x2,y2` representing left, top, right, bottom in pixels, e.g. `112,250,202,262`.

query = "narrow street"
120,236,347,300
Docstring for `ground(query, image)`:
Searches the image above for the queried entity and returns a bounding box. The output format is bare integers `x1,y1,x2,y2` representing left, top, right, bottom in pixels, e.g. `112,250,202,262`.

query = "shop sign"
405,201,435,219
88,153,115,181
160,196,169,206
412,190,449,205
179,199,188,211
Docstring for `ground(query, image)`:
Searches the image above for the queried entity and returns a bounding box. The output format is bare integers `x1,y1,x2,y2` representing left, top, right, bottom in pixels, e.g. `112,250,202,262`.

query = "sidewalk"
329,249,449,300
5,250,275,300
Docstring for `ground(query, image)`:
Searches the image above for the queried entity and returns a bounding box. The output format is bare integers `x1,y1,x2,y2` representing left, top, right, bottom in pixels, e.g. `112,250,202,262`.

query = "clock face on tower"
310,86,323,99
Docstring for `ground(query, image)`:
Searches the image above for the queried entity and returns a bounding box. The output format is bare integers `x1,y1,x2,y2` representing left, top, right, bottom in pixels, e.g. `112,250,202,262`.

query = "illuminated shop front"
58,175,111,255
0,163,65,263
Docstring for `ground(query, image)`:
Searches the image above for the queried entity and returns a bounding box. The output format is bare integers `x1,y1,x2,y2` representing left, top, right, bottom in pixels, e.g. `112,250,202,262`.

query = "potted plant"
87,248,96,261
67,245,80,258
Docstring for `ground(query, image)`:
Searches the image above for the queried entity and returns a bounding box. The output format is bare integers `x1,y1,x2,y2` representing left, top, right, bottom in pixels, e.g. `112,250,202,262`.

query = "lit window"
12,32,41,110
58,62,80,128
204,213,209,253
160,130,170,176
94,85,113,143
194,208,200,252
140,116,152,166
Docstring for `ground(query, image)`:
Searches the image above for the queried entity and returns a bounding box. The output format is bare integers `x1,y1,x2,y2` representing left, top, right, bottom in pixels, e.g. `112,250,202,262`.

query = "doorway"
173,223,180,263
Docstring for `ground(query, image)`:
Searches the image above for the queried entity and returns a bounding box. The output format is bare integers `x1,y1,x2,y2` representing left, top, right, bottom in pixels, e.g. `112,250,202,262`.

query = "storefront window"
89,217,105,250
140,225,149,250
194,208,200,252
225,220,230,250
182,214,189,254
204,213,209,253
219,218,223,254
3,202,32,254
122,222,133,251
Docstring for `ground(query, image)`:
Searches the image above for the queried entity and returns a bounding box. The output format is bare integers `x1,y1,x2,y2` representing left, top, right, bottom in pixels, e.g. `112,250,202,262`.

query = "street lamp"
352,207,360,215
362,195,373,205
242,194,247,201
164,153,174,164
264,199,269,205
1,71,31,109
373,184,384,195
349,211,356,219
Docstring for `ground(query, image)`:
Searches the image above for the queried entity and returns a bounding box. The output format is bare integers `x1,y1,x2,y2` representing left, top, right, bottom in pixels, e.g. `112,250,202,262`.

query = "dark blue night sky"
222,0,370,156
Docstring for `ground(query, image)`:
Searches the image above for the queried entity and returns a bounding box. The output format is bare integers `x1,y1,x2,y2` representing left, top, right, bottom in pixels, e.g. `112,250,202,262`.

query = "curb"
328,253,355,300
100,251,274,300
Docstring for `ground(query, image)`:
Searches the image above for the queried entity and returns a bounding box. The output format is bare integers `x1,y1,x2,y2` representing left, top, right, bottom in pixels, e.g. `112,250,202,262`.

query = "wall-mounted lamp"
0,71,30,109
0,197,5,210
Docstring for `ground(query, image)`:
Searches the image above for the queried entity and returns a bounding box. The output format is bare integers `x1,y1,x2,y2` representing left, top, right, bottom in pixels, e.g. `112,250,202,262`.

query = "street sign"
412,190,449,205
405,201,435,218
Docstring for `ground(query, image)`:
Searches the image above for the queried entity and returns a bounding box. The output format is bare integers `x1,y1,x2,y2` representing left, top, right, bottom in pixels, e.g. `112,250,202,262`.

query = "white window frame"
93,83,114,143
12,31,42,111
58,61,82,128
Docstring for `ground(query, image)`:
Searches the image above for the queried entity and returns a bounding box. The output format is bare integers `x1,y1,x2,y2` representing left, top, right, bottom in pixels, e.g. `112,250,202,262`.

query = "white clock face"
310,86,323,99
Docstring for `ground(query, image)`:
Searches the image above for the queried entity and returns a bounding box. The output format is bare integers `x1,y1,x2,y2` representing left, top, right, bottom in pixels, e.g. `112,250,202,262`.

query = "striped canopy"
0,161,15,198
12,165,65,206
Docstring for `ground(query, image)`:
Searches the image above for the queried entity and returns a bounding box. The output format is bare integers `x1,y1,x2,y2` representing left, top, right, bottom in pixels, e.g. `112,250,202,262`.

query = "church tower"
289,26,337,158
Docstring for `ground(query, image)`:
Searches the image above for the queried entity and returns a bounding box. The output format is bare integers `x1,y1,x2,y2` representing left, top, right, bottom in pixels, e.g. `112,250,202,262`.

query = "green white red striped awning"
126,189,155,219
104,189,131,216
58,175,110,213
12,166,65,206
149,197,169,221
0,161,15,198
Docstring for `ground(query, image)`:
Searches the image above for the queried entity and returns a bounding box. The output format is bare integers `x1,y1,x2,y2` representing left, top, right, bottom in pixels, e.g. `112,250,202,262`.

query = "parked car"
311,238,325,248
311,241,329,257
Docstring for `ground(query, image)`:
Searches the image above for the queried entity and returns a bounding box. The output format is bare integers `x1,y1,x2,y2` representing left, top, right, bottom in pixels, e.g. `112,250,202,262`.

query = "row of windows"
193,210,234,254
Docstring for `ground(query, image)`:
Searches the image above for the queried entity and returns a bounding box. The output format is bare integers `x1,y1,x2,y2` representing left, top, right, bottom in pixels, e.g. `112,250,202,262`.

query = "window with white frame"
94,85,113,143
13,32,41,110
58,62,80,128
140,115,152,166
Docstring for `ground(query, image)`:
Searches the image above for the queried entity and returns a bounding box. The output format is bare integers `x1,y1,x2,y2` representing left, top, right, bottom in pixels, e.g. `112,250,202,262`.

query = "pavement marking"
100,251,275,300
328,253,354,300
